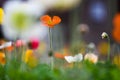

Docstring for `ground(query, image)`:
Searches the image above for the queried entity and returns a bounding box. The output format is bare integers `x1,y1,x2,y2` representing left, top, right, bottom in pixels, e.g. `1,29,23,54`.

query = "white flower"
4,1,45,17
28,0,82,11
2,1,47,41
84,53,98,64
64,56,74,63
29,0,58,9
87,42,95,49
101,32,108,39
64,53,83,63
20,23,48,41
0,41,12,49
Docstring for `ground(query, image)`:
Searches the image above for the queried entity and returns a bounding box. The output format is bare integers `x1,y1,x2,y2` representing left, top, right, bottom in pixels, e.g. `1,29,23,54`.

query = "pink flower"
15,40,25,47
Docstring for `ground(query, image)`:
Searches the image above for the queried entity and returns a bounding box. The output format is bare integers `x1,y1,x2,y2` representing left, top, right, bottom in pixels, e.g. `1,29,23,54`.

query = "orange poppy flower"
5,46,14,52
0,40,14,52
0,52,5,65
0,40,5,45
113,13,120,28
112,29,120,43
54,52,69,59
112,13,120,43
40,15,61,28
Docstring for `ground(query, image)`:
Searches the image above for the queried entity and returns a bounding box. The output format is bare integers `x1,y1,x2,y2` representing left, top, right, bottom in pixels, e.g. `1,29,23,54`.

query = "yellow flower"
23,49,38,68
0,52,6,65
113,55,120,68
0,8,4,24
97,41,108,56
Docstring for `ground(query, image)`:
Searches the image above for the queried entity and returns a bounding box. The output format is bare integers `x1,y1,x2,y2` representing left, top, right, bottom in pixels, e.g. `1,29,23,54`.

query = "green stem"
107,36,110,61
49,28,52,50
50,57,54,70
48,28,54,70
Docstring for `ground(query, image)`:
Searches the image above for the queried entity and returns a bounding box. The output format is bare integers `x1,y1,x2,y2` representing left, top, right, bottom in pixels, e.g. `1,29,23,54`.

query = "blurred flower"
3,1,39,31
28,38,39,49
77,24,89,34
0,40,5,45
54,52,69,59
40,15,61,70
40,15,61,28
84,53,98,64
97,41,108,56
113,13,120,28
112,13,120,44
2,1,47,41
0,41,12,49
0,52,5,65
0,40,14,52
64,53,83,63
11,12,32,30
101,32,108,39
23,49,38,68
51,0,81,11
5,46,14,52
54,45,70,59
24,49,33,63
112,29,120,44
87,42,96,53
29,0,81,11
87,42,95,50
15,40,25,47
0,8,4,24
113,55,120,68
20,23,48,41
101,32,110,61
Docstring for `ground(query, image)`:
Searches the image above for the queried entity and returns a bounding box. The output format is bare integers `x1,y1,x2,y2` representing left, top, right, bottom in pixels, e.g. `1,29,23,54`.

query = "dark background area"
0,0,119,44
118,0,120,11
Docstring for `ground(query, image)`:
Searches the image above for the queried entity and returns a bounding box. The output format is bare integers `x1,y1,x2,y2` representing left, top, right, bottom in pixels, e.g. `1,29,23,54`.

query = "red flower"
28,38,39,49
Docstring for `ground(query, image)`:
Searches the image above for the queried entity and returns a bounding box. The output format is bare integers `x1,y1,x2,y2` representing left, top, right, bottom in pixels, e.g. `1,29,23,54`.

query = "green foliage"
0,61,120,80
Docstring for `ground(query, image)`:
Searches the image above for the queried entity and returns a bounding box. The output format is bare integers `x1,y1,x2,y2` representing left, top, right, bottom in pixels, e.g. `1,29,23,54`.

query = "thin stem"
107,36,110,61
50,57,54,70
49,28,52,50
3,48,8,65
48,27,54,70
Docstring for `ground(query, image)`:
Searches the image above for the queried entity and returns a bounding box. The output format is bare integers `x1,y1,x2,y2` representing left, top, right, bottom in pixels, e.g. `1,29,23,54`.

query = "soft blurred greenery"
0,60,120,80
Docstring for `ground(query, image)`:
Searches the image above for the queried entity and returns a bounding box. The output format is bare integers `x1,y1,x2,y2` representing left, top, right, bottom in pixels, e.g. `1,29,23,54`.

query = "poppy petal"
112,29,120,43
54,53,64,59
40,15,51,24
52,16,61,25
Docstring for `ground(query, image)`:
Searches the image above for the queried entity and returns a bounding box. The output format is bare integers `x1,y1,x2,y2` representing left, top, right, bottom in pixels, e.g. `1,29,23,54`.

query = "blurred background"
0,0,120,61
0,0,119,42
